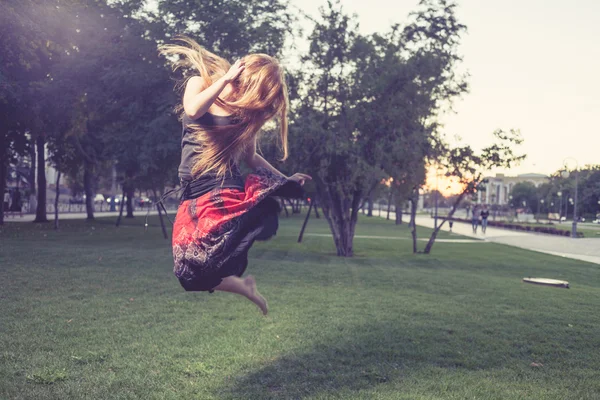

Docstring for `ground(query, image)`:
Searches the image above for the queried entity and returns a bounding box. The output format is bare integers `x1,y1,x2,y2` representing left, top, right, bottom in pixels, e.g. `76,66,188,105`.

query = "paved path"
410,214,600,265
3,210,165,222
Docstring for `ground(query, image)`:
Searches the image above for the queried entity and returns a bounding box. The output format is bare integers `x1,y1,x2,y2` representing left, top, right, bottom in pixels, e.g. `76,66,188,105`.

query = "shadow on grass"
223,318,508,399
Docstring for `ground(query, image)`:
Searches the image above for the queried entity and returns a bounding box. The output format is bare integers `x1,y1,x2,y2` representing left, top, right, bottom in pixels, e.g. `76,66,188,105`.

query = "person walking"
480,205,490,234
471,206,479,233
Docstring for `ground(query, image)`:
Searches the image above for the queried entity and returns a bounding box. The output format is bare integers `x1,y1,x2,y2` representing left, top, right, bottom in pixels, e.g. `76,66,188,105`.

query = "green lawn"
1,212,599,399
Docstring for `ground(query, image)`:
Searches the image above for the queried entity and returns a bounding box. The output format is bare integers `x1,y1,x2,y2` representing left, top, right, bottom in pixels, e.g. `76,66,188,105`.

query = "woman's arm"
244,139,286,178
183,60,245,119
244,139,312,185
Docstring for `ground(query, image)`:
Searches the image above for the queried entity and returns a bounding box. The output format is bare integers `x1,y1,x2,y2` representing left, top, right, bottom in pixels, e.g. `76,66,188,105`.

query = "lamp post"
434,170,439,231
561,157,579,238
557,191,562,221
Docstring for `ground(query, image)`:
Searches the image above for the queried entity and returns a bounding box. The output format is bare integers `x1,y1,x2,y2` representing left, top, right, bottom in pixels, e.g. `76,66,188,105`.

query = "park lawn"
1,212,599,400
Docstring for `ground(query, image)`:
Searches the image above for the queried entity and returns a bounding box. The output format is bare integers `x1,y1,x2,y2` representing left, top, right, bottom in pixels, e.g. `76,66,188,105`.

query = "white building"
477,173,549,205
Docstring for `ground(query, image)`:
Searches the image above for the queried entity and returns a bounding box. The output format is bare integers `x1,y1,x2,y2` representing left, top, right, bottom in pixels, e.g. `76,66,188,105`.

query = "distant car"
105,195,124,204
135,196,152,207
70,194,105,204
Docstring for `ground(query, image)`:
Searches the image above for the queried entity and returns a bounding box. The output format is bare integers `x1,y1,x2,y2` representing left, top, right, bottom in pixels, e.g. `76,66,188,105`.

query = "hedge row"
448,218,584,238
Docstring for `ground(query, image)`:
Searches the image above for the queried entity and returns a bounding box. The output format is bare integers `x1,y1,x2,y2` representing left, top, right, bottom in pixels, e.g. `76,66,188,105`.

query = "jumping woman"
160,37,310,315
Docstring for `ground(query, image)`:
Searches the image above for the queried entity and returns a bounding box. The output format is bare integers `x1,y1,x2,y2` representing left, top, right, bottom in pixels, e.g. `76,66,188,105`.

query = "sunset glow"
424,166,465,196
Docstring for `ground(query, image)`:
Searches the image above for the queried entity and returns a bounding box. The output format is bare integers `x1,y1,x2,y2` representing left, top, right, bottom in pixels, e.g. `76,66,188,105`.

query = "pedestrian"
471,206,479,233
480,205,490,234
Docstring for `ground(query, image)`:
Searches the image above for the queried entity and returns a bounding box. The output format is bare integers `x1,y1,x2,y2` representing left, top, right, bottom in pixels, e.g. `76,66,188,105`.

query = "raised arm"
182,60,245,119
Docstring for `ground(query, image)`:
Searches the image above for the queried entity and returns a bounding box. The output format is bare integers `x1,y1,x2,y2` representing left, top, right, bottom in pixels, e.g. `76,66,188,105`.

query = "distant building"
477,173,549,205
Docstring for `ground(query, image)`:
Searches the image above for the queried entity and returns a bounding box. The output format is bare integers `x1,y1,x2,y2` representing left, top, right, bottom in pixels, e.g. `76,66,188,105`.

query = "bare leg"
212,275,268,315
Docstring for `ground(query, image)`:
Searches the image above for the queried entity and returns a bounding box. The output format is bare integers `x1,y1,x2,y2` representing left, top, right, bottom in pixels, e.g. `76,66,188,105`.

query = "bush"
447,217,584,238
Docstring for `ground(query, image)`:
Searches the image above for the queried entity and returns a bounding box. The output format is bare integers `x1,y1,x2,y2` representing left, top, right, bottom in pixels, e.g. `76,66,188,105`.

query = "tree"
422,129,526,254
287,0,467,256
510,182,537,211
580,167,600,217
145,0,295,58
0,0,60,224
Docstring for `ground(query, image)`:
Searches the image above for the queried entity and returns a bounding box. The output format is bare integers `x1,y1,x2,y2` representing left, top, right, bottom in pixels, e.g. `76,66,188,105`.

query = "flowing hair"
159,36,289,178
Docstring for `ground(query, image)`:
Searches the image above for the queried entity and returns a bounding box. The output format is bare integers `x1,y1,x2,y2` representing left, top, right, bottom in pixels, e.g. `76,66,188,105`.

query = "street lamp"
434,169,439,231
561,157,579,238
557,191,562,220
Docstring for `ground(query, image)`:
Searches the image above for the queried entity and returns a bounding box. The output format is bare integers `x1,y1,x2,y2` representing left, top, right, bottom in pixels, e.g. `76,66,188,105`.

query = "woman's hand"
223,59,245,83
288,173,312,186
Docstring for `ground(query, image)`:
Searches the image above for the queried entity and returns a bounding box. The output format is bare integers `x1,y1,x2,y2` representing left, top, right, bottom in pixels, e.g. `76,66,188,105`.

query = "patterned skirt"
172,168,302,292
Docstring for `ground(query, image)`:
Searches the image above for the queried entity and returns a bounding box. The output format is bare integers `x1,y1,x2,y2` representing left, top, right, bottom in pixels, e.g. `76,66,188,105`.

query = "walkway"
411,214,600,265
3,210,165,222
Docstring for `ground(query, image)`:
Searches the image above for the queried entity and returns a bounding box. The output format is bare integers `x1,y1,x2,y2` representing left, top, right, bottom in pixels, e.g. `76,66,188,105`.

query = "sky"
287,0,600,182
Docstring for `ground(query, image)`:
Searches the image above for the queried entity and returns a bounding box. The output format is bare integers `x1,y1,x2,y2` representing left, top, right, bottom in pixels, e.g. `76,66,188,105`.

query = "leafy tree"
145,0,295,58
287,0,467,256
510,182,537,211
0,0,81,223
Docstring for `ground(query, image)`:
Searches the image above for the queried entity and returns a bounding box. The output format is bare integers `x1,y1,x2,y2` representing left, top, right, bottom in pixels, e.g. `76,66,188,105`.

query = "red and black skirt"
172,168,302,292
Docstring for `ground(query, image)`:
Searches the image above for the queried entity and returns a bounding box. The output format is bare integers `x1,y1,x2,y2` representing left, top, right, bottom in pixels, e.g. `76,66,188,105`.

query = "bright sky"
288,0,600,182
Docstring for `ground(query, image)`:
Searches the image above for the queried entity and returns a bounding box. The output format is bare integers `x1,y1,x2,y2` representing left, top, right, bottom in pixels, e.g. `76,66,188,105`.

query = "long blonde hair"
159,36,289,177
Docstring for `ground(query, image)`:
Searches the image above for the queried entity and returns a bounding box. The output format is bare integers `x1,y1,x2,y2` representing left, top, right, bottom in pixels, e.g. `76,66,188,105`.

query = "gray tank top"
178,112,237,181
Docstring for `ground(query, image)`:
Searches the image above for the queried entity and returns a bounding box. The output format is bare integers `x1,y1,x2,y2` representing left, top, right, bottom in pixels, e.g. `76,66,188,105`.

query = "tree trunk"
295,199,302,213
156,203,168,239
395,207,403,224
410,189,418,254
423,191,467,254
33,136,48,223
367,195,373,217
0,136,6,225
386,191,392,220
313,198,320,218
54,170,61,230
126,185,134,218
318,183,360,257
83,161,94,220
29,141,37,213
297,198,314,243
116,190,126,227
394,196,403,225
152,188,168,239
280,198,289,217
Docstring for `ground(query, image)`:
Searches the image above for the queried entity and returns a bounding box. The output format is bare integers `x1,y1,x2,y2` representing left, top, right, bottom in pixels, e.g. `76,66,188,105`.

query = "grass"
1,211,600,399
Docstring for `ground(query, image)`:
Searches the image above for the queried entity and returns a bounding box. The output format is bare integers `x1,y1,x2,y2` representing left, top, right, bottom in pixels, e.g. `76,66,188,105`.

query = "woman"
471,206,479,233
160,37,310,315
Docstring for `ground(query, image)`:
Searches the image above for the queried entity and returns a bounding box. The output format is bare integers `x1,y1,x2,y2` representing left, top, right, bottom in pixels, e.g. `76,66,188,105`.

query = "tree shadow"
222,316,517,399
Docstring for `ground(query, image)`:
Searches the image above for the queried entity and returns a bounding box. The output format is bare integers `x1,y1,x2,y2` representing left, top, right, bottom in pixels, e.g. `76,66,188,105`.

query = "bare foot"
244,275,268,316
